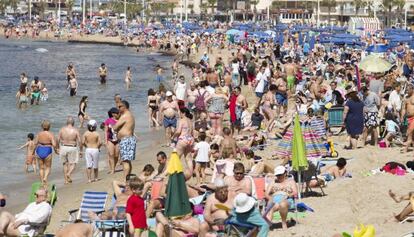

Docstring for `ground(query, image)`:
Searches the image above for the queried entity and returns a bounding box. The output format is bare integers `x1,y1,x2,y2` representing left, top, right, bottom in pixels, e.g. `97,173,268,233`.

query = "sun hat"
274,165,286,175
214,178,227,188
166,91,173,97
233,193,256,213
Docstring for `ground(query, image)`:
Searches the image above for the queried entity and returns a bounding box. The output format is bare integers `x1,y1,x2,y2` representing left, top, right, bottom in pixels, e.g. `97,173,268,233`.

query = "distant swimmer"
98,63,108,84
125,66,132,90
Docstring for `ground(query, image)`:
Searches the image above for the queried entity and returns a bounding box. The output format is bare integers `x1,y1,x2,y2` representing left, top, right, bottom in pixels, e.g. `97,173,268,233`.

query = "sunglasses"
234,172,244,175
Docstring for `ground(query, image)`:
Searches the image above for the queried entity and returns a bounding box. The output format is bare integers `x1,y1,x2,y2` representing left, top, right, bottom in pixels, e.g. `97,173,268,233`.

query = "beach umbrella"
359,55,393,73
291,115,308,200
226,29,241,35
164,151,192,218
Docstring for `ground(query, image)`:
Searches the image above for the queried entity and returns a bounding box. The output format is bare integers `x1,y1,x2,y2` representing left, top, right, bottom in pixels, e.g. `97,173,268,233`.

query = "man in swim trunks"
284,57,297,94
402,85,414,152
57,116,81,184
274,77,288,117
30,76,42,105
113,100,136,180
159,91,179,146
98,63,108,84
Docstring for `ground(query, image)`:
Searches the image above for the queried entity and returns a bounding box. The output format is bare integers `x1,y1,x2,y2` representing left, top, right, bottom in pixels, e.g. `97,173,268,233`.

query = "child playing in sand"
126,178,147,237
322,158,347,181
384,112,400,147
19,133,36,174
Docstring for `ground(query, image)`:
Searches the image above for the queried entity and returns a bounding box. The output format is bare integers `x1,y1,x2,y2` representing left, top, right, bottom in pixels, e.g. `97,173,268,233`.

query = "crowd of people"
3,20,414,236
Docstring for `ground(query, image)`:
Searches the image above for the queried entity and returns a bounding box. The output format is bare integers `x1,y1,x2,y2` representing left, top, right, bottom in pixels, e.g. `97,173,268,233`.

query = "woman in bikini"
206,87,228,136
147,88,160,127
261,84,277,131
34,120,58,185
265,166,298,230
172,108,194,179
78,96,89,128
104,107,120,174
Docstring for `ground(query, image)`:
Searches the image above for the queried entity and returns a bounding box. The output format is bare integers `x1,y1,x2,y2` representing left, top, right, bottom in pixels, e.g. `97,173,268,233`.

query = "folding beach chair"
300,161,326,197
68,191,108,222
246,176,266,211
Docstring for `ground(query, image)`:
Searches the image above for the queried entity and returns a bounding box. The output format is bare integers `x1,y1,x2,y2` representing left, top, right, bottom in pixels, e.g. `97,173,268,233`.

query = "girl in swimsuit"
78,96,88,128
173,108,194,180
147,89,160,127
104,107,120,174
34,120,57,185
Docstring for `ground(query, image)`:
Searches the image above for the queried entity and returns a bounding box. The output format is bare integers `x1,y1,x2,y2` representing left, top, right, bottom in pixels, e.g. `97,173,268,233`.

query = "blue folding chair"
68,191,108,222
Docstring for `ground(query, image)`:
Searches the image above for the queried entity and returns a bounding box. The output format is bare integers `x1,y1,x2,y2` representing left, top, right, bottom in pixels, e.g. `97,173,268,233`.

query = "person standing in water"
113,100,136,180
30,76,42,105
19,133,36,174
81,120,102,183
98,63,108,84
125,66,132,90
34,120,58,185
57,116,81,184
78,96,89,128
66,63,76,85
68,75,78,97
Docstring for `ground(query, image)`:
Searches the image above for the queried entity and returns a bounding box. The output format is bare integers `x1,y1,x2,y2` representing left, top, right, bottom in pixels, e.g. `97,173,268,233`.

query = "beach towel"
229,94,238,123
273,212,306,221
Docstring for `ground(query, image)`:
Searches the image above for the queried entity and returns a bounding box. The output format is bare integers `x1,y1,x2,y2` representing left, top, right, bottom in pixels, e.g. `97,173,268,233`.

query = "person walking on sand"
125,66,132,90
99,63,108,84
113,100,136,180
68,75,78,97
81,120,102,183
159,91,179,146
57,116,81,184
34,120,58,185
19,133,37,174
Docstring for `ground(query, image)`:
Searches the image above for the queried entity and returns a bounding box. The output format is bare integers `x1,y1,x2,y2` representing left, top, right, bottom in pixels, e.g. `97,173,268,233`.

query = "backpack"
195,90,207,111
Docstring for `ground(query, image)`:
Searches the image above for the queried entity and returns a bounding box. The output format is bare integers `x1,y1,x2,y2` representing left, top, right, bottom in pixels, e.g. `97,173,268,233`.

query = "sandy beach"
1,30,414,237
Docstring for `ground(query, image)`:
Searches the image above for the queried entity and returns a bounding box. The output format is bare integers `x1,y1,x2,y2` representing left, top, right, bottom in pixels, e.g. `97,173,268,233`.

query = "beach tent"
348,17,381,36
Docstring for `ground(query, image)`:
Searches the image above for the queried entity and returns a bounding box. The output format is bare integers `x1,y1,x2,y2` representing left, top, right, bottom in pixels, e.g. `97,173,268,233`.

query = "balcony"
319,6,368,16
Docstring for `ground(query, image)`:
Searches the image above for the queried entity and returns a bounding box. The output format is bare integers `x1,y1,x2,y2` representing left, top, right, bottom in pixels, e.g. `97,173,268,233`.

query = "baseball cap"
88,120,97,127
166,91,173,97
274,165,286,175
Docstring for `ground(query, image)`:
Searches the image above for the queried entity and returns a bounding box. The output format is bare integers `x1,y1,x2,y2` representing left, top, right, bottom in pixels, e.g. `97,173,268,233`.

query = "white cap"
166,91,173,97
214,178,227,188
233,193,256,213
274,165,286,175
88,120,97,127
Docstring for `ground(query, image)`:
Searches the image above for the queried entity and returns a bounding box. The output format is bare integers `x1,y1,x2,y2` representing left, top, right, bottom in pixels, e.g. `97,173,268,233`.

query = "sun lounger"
29,181,57,207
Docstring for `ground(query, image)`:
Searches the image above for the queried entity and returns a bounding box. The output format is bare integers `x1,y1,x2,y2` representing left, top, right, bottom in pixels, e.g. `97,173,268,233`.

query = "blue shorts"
163,116,177,128
273,194,295,209
276,92,287,106
119,136,136,161
255,92,264,98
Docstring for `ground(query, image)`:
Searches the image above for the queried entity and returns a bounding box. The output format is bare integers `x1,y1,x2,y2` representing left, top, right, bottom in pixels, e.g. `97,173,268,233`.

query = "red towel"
229,94,237,123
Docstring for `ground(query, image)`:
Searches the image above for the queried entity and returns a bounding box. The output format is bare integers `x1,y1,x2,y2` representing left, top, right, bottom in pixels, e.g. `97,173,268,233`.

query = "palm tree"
351,0,366,16
207,0,216,15
271,0,282,24
65,0,74,20
251,0,259,22
394,0,406,25
322,0,337,25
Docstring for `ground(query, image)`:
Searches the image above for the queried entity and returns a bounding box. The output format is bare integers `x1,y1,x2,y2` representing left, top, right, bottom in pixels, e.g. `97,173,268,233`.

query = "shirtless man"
34,120,58,185
206,69,219,88
81,120,102,183
309,76,323,100
68,75,78,97
98,63,108,84
261,84,277,131
199,179,232,237
224,163,252,200
113,100,136,180
187,82,197,112
57,116,81,184
229,86,248,134
275,77,288,117
284,57,297,94
30,76,42,105
159,91,180,146
402,85,414,152
220,127,238,159
65,63,76,84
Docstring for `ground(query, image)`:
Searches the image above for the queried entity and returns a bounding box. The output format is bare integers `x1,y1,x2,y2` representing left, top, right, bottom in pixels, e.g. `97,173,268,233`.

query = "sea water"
0,39,172,204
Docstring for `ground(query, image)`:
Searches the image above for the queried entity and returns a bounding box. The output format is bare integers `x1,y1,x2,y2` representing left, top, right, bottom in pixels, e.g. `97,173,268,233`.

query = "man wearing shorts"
284,57,297,92
275,77,288,117
57,116,81,184
113,100,136,180
98,63,107,84
159,91,179,146
81,120,102,183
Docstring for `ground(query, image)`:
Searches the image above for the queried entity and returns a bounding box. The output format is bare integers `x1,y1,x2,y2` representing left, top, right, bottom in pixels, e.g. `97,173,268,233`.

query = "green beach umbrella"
292,115,308,171
164,151,192,218
292,115,308,200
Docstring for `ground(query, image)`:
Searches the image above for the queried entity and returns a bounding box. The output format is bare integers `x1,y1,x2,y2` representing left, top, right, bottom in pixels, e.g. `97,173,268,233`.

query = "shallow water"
0,39,173,196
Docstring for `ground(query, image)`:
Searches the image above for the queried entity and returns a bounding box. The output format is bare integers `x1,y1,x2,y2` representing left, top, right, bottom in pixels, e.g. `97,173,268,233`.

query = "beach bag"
195,90,207,111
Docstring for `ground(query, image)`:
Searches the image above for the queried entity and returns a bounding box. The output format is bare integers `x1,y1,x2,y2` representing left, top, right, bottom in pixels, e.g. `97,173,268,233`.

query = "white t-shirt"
175,82,187,101
255,72,268,93
194,141,210,162
232,63,239,74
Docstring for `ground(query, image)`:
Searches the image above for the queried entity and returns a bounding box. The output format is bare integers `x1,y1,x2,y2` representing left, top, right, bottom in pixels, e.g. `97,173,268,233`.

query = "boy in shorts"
126,178,147,237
